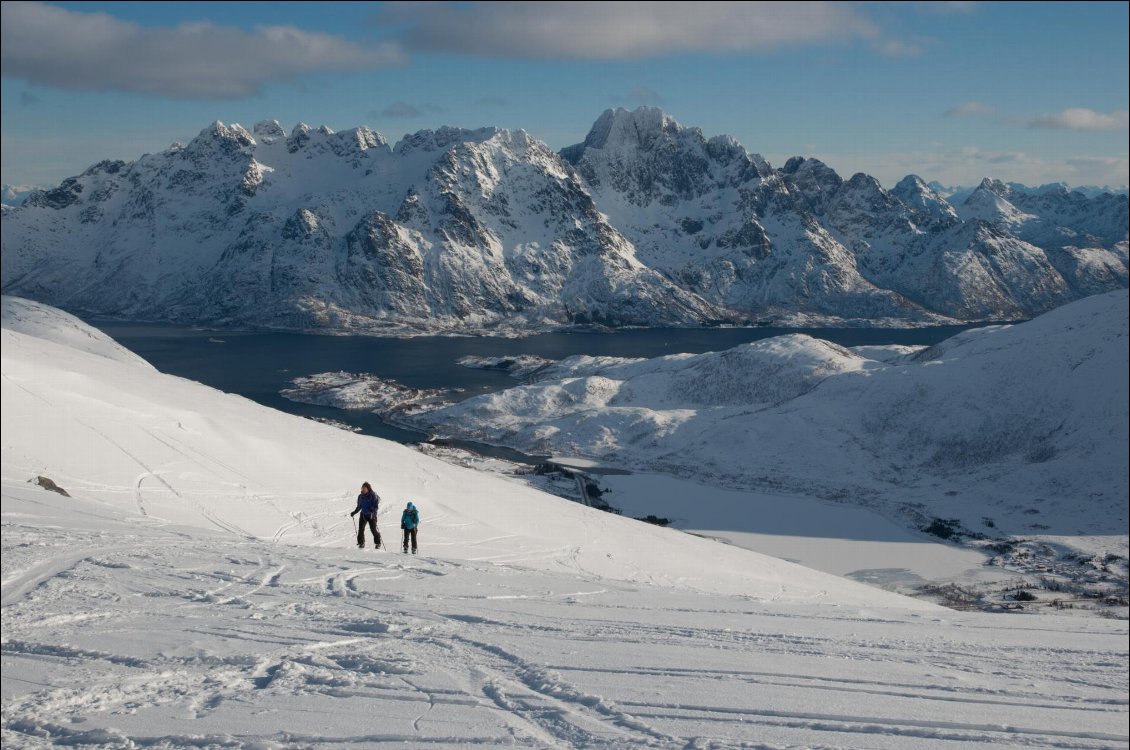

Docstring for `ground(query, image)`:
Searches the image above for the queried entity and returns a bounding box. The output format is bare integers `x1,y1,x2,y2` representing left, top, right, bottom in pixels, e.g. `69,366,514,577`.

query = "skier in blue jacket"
401,501,420,554
350,482,382,549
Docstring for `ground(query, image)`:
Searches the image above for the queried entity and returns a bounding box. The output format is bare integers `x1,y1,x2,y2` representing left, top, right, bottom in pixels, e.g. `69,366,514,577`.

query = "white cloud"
944,101,994,117
0,2,403,100
392,2,883,59
1028,108,1129,131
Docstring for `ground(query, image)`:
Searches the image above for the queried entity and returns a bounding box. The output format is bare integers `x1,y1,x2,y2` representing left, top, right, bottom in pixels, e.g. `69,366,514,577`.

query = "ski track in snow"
3,515,1126,749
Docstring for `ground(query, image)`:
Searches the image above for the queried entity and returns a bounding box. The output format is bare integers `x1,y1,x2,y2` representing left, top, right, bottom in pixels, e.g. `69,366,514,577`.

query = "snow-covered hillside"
3,297,1128,747
397,292,1129,594
3,109,1125,333
3,296,884,603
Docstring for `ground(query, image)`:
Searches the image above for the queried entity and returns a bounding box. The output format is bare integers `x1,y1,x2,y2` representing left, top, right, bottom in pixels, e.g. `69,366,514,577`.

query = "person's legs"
356,517,365,548
409,528,418,554
367,516,380,548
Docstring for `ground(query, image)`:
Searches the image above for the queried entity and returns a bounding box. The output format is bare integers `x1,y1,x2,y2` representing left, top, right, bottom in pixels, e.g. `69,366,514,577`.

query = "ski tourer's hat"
407,502,415,509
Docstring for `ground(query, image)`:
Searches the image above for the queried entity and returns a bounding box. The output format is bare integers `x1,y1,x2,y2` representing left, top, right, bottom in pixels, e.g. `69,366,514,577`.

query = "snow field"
3,296,1127,748
4,483,1128,749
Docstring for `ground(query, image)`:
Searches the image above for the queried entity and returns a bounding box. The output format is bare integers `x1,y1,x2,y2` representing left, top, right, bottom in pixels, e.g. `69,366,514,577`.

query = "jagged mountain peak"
782,156,833,173
704,133,764,171
891,174,959,222
253,120,286,140
958,182,1035,228
571,107,689,154
966,180,1012,205
780,157,844,212
977,177,1012,196
191,121,256,149
563,109,772,180
2,111,1126,334
780,156,840,183
894,174,929,193
393,125,505,156
831,173,899,215
335,126,388,151
843,172,884,192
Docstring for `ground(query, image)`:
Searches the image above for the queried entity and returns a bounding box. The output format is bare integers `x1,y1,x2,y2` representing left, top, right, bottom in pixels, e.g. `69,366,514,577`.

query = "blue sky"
2,1,1127,189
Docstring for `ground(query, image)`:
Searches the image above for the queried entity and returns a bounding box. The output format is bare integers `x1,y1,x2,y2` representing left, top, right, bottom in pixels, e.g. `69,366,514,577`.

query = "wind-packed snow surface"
4,296,1127,748
3,108,1126,333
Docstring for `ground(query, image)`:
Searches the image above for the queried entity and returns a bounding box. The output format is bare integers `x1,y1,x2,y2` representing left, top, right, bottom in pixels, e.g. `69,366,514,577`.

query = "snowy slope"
0,296,153,368
1,295,916,604
401,292,1130,573
3,109,1126,333
3,297,1128,748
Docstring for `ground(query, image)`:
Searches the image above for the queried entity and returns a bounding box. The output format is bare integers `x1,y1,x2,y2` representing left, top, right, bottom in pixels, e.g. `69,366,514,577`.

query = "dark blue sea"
89,321,989,462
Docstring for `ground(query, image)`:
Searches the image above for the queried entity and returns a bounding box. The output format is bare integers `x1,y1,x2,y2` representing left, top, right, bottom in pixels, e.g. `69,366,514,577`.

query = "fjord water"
91,321,989,453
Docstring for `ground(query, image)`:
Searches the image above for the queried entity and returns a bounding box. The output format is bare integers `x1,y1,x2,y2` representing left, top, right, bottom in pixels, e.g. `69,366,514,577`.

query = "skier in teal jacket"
401,502,419,554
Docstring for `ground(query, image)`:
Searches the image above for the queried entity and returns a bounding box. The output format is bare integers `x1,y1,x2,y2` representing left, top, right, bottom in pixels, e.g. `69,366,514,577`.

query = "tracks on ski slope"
2,527,1126,749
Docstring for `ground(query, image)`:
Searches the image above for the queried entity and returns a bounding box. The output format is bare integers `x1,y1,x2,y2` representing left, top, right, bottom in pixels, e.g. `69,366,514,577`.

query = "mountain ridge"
2,107,1126,333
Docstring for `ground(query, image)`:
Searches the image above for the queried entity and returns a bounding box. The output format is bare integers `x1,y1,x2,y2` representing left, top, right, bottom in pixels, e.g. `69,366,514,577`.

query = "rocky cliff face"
2,108,1126,333
564,108,1126,324
2,119,720,332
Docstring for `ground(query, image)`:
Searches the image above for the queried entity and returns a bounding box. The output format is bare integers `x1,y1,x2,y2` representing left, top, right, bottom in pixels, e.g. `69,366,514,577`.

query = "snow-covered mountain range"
933,180,1130,204
2,109,1127,332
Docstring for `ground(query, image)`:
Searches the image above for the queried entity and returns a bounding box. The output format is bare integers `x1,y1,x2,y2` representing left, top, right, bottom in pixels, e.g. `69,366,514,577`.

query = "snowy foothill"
456,354,556,379
399,291,1130,609
2,295,1128,748
281,370,454,417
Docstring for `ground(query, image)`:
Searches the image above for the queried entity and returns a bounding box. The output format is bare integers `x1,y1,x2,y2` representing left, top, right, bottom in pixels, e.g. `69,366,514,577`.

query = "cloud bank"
0,2,402,99
394,2,882,59
1028,108,1129,131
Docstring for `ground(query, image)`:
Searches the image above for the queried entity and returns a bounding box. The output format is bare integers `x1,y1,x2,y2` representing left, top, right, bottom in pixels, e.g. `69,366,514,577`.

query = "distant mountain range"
928,181,1129,204
2,108,1126,333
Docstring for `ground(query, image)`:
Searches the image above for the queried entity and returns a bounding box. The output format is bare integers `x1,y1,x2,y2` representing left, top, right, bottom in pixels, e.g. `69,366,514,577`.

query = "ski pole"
351,513,357,538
